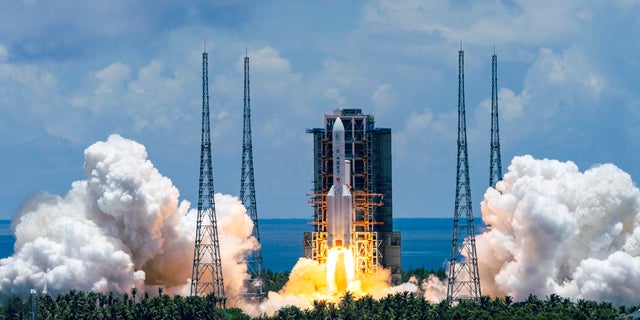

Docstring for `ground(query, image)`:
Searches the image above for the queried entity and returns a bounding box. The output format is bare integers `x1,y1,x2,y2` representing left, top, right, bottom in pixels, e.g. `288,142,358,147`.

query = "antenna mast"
489,51,503,188
240,54,266,299
447,47,482,303
191,48,226,308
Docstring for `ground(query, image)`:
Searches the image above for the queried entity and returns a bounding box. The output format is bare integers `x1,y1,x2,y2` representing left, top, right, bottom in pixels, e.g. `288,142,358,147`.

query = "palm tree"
504,295,513,307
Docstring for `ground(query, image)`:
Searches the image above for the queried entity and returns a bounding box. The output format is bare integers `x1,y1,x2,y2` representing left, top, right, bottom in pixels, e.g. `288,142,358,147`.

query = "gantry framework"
489,50,503,188
306,111,389,275
240,54,266,299
191,49,226,308
447,48,482,303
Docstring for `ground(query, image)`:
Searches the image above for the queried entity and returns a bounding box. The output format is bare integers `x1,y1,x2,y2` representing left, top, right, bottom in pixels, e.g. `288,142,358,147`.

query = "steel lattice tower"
240,54,266,299
447,47,481,303
489,51,503,188
191,49,226,308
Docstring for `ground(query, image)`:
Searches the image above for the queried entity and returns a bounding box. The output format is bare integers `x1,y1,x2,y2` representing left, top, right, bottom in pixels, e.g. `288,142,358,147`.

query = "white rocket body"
327,117,353,248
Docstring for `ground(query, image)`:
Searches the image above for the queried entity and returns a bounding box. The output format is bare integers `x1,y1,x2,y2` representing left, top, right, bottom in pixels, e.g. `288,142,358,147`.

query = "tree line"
259,292,636,320
1,269,637,319
1,289,248,320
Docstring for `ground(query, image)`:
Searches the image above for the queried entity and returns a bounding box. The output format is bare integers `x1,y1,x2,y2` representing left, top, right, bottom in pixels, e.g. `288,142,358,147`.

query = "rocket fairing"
327,117,353,249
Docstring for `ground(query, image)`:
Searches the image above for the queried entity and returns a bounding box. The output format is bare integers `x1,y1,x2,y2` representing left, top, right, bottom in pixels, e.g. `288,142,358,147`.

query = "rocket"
327,117,353,248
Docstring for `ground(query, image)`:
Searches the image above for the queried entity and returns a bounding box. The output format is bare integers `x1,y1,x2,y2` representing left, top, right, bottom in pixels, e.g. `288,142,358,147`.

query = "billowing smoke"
251,257,417,316
0,133,418,316
478,155,640,305
0,134,258,306
252,152,640,310
215,194,261,306
15,134,638,314
420,274,447,303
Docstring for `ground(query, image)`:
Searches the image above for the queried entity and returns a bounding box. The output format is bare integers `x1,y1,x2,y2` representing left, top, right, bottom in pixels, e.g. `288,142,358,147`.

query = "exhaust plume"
20,135,638,314
478,155,640,305
0,134,419,317
249,257,418,316
0,134,258,305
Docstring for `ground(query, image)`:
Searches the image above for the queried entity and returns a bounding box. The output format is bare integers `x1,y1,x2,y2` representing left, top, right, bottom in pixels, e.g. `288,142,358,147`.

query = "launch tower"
489,50,503,188
240,54,266,299
191,49,226,307
446,48,482,303
305,109,401,282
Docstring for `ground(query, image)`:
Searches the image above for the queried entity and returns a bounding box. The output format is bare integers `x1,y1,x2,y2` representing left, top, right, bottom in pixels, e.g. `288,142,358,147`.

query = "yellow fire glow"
253,247,418,316
326,247,357,296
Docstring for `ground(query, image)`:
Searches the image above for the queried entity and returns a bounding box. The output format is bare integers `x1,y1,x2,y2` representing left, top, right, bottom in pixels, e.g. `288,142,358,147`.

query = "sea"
0,221,12,258
0,218,485,272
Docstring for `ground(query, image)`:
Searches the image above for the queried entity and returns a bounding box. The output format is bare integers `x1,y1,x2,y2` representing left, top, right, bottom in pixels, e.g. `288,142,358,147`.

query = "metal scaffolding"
489,50,503,188
240,55,266,299
191,49,226,308
305,109,398,278
447,48,481,303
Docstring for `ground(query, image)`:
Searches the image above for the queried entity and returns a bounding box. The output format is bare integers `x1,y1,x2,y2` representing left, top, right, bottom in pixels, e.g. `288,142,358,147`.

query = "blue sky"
1,0,639,220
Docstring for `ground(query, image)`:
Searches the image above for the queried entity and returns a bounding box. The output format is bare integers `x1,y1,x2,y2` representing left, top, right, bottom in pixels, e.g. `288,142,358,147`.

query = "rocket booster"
327,117,353,248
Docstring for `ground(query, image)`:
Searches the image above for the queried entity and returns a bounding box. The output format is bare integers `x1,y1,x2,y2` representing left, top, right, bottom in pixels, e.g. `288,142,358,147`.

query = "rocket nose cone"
334,117,345,131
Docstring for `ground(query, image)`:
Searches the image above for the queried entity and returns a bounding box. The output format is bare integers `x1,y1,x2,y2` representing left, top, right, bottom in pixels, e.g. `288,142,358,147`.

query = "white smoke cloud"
241,256,420,317
419,275,447,303
17,134,640,314
0,134,258,305
1,133,424,317
478,155,640,305
215,194,260,307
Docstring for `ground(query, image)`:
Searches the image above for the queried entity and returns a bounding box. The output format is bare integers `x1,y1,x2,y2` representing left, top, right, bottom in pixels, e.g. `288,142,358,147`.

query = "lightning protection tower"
489,50,503,188
240,54,266,299
191,48,226,308
447,46,481,303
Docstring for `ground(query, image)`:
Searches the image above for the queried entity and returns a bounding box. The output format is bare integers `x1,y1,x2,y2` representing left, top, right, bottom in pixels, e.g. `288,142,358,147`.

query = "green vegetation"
0,289,249,320
261,269,290,293
258,293,636,320
402,267,447,283
0,290,637,319
1,270,637,319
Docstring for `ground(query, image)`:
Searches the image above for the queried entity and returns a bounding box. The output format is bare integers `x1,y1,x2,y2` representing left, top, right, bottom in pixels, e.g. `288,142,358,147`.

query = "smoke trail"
478,155,640,305
0,134,258,305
